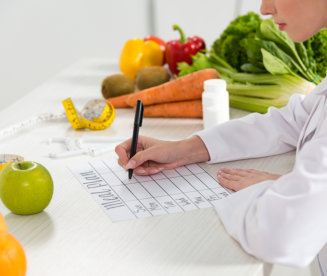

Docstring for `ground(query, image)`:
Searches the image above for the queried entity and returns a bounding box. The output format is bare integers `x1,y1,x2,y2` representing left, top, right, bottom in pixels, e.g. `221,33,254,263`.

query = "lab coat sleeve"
215,126,327,267
196,93,312,163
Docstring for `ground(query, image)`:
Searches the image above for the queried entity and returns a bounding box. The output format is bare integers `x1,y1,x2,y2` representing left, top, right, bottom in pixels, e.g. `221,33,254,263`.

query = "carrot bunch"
107,68,220,118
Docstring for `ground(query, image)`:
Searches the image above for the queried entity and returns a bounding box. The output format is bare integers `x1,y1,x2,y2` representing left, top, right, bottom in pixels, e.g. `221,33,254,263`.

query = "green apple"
0,161,53,215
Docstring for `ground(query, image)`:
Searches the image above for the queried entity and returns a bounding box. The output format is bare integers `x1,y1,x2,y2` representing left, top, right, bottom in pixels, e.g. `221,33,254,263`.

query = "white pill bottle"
202,79,229,129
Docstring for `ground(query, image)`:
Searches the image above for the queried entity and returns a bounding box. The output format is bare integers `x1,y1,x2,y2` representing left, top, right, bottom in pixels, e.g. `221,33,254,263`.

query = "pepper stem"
173,25,187,43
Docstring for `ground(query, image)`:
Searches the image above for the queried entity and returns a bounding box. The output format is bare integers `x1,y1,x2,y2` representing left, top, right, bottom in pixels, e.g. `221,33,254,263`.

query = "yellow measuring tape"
0,154,24,172
62,98,115,130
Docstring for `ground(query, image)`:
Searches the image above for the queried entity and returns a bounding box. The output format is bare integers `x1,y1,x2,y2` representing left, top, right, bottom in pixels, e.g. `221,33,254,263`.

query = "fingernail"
126,160,136,169
149,169,159,174
135,168,146,174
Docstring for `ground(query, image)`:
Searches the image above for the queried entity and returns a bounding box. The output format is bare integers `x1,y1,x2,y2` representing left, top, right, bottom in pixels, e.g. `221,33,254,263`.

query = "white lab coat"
196,76,327,273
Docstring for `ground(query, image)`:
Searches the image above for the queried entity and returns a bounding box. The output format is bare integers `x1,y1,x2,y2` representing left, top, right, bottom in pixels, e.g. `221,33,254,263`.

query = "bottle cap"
204,79,227,92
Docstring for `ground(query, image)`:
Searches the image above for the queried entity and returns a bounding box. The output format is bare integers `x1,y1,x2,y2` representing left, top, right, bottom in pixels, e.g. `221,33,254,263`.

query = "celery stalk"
227,83,286,99
226,74,315,98
229,94,288,113
223,73,315,111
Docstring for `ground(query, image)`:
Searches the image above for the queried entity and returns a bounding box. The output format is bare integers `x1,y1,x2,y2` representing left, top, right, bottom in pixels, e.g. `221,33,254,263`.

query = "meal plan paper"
68,158,230,222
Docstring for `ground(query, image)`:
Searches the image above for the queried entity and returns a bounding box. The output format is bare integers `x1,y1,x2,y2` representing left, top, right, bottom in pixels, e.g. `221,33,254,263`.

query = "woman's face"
261,0,327,42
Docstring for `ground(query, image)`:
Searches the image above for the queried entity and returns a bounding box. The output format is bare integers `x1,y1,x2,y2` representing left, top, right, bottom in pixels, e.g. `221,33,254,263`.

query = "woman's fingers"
217,167,282,191
218,169,242,181
219,167,249,176
125,148,149,169
135,166,164,175
115,138,132,168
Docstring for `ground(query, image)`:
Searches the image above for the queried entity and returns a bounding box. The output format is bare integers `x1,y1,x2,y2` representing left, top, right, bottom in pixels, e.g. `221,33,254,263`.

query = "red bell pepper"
165,25,206,75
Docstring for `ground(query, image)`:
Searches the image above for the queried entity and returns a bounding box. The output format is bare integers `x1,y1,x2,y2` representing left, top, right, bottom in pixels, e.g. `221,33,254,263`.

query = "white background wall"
154,0,263,48
0,0,262,111
0,0,150,111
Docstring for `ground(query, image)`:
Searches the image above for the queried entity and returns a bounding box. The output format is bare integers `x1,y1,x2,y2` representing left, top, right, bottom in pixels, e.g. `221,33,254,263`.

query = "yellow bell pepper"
119,38,164,80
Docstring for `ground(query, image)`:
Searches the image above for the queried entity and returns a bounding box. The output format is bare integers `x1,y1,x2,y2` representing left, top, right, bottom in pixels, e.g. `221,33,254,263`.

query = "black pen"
128,100,144,179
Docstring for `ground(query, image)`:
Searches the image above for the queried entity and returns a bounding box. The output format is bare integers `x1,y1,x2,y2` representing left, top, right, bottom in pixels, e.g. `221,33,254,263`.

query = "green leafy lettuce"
304,29,327,78
212,12,262,71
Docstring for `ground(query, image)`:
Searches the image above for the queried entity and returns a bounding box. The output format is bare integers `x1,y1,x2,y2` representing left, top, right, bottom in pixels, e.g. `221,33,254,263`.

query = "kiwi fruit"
135,66,170,90
101,74,134,99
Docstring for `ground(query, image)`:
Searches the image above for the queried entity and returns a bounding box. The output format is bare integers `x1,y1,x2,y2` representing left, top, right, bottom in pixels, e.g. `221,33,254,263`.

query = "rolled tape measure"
0,154,24,172
62,98,115,130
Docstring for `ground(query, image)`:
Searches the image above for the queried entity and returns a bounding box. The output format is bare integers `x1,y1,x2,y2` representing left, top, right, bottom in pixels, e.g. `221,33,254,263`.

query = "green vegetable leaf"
240,39,266,71
258,18,297,57
177,52,224,77
295,42,310,68
261,48,296,76
177,62,197,76
241,63,266,73
260,40,295,69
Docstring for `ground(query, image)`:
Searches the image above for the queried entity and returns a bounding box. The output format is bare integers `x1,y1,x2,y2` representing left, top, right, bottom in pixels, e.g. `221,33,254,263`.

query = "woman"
116,0,327,272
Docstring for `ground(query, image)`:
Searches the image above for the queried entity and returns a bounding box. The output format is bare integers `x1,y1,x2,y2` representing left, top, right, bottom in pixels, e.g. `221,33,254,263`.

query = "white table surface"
0,58,296,276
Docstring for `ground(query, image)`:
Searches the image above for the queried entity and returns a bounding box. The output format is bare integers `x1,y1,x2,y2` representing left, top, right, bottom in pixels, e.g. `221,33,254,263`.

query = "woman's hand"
115,135,210,175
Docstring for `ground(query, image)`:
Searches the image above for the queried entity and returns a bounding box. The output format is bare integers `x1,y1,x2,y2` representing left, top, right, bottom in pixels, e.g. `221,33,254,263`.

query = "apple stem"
18,162,23,170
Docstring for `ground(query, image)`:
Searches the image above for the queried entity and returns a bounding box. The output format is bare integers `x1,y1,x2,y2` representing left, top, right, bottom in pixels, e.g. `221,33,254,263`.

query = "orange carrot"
106,93,133,108
143,100,202,118
126,68,220,107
